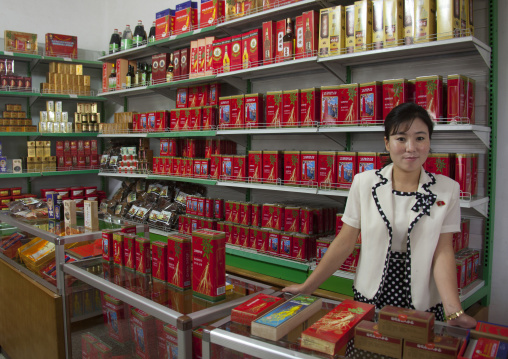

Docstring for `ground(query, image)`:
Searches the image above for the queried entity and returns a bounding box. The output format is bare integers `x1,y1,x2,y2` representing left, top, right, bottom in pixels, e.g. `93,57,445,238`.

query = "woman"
283,103,476,328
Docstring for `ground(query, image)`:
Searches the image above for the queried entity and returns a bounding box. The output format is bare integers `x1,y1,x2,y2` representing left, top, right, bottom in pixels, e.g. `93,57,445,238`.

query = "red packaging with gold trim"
378,305,435,344
231,34,243,72
214,198,224,219
284,206,300,232
318,151,337,188
358,152,377,173
167,233,192,290
113,233,124,265
301,151,318,186
210,154,221,179
262,21,277,65
245,93,264,128
359,81,383,124
239,202,251,226
321,86,340,126
279,233,292,258
151,241,168,282
255,228,269,252
415,75,444,121
301,87,321,127
383,79,411,119
300,207,314,235
267,231,281,255
263,151,283,184
123,234,137,270
251,203,262,227
202,106,216,130
218,96,231,129
282,90,301,128
221,156,233,181
238,225,250,247
447,74,468,123
233,155,247,181
455,153,471,195
292,233,310,260
248,151,263,183
337,151,357,189
354,320,403,359
284,151,301,186
338,83,359,125
266,91,283,128
424,153,453,177
135,237,151,274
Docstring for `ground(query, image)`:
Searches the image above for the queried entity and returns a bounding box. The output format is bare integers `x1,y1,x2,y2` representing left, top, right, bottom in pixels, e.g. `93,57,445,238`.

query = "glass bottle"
282,18,294,60
109,29,121,54
264,28,271,61
148,21,156,43
147,64,152,85
166,53,175,82
223,46,230,72
133,20,146,47
242,40,249,69
121,25,133,51
135,62,143,86
126,65,133,88
109,64,117,91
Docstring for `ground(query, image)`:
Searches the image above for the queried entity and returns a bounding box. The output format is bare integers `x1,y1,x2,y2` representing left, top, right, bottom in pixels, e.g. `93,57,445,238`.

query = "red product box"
316,237,332,263
383,79,411,119
415,75,444,121
197,197,205,216
231,34,243,71
275,20,286,63
176,87,189,108
251,203,262,227
198,39,207,76
300,207,314,235
212,37,231,74
200,0,223,28
208,82,220,106
467,77,475,124
139,113,148,132
218,96,231,129
303,10,319,57
221,156,233,180
204,198,214,218
320,86,340,126
248,151,263,183
113,233,124,265
232,201,241,223
135,238,151,274
245,93,264,129
230,95,245,129
263,151,283,184
267,231,281,255
301,87,321,127
447,74,468,123
152,241,168,281
471,153,478,196
129,308,158,359
160,139,170,156
340,244,360,272
225,200,233,222
190,41,199,78
163,157,171,175
231,224,240,245
358,152,377,173
154,111,169,131
282,89,301,128
359,81,383,125
103,294,130,343
174,1,198,34
455,154,472,195
338,83,359,125
238,202,251,226
202,106,216,130
192,229,226,301
318,151,337,188
262,21,277,65
186,158,194,176
102,63,114,93
242,29,261,69
173,50,181,79
56,141,64,155
255,228,270,252
284,206,301,232
284,151,301,186
205,139,215,158
123,234,137,270
231,293,284,326
237,226,249,247
337,151,357,189
180,47,190,79
205,37,216,76
232,155,247,181
84,141,91,155
301,151,318,186
102,229,119,261
210,154,222,179
190,107,203,130
456,256,466,289
167,234,192,290
279,233,293,258
201,158,210,176
155,9,174,41
424,153,453,177
292,233,310,260
266,91,283,128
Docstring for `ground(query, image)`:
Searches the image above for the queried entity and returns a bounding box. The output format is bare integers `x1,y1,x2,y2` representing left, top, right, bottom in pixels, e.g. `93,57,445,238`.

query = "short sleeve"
441,181,461,234
342,174,362,229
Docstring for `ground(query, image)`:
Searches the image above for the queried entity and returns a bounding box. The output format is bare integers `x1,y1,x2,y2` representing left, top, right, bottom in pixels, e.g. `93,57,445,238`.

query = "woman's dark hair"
384,102,434,139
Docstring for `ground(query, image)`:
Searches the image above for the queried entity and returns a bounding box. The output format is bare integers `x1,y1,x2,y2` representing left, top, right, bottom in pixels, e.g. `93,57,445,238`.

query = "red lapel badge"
437,201,445,206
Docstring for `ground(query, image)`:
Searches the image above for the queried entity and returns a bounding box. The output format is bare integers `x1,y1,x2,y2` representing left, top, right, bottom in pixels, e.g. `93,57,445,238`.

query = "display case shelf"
146,130,217,138
0,132,40,137
0,90,39,98
147,174,217,185
97,132,147,138
0,172,41,178
98,44,160,62
0,50,102,69
40,169,100,176
40,132,99,137
98,171,148,178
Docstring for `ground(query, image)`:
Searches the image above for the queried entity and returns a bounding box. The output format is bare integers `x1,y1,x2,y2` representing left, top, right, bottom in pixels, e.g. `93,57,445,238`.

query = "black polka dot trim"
392,190,417,196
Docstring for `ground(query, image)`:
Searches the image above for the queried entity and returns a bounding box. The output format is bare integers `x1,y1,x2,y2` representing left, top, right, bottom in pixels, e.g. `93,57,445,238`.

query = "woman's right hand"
282,283,312,295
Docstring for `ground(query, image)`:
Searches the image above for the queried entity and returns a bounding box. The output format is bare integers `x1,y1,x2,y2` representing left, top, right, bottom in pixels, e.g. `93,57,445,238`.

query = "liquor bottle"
135,62,143,86
109,29,121,54
148,21,156,43
141,63,147,85
133,20,146,47
330,14,339,54
166,53,175,82
126,65,133,88
55,196,64,220
304,18,313,54
283,18,295,60
147,64,152,85
242,40,249,69
264,28,271,61
223,46,230,72
109,64,116,91
121,25,133,51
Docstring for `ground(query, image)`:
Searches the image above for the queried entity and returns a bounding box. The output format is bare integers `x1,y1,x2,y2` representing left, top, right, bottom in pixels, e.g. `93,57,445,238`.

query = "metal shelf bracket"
219,76,248,93
318,61,347,83
473,129,491,149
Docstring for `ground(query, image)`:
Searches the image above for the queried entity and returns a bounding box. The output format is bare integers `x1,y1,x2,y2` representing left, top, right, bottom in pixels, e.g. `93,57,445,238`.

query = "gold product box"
55,112,62,123
27,141,35,147
327,6,345,56
318,8,332,57
91,103,98,113
372,0,384,49
48,111,55,122
83,76,90,86
46,100,54,112
76,64,83,76
345,5,355,53
414,0,436,43
55,101,63,112
404,0,415,44
77,103,85,113
354,0,373,52
39,122,47,133
84,103,91,113
436,0,460,40
383,0,403,47
40,111,48,122
35,141,45,147
49,62,57,73
28,148,36,157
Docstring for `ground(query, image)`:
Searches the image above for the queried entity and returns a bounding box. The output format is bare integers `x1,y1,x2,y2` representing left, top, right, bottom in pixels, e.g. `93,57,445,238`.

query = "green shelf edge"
41,170,99,176
147,175,216,185
0,91,38,97
39,94,107,101
0,51,39,60
40,56,102,67
226,247,310,271
40,132,99,137
313,270,354,297
146,130,216,138
461,284,490,310
0,132,39,136
148,75,217,90
148,26,217,47
0,173,41,178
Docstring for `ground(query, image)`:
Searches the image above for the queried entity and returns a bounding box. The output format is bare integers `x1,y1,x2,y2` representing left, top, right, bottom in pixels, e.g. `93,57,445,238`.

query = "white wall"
490,1,508,324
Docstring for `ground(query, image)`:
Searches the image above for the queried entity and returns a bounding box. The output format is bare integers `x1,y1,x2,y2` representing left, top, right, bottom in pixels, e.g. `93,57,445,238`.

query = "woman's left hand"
447,313,477,329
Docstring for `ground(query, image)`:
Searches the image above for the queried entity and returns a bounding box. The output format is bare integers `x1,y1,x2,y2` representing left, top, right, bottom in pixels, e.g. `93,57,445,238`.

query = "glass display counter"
63,258,276,359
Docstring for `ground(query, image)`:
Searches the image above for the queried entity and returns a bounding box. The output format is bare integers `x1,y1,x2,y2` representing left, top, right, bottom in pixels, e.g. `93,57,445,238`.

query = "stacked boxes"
26,141,55,172
55,139,99,171
0,58,32,91
40,61,90,96
0,103,35,132
39,100,72,134
100,112,136,134
74,102,101,133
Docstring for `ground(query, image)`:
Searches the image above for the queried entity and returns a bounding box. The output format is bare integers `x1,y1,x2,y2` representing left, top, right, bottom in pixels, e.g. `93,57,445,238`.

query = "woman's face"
384,117,430,175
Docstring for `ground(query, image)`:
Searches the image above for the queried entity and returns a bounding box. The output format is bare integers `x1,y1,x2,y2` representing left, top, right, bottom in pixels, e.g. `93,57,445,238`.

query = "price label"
69,94,78,98
4,51,13,56
170,35,177,40
193,29,202,35
63,57,72,62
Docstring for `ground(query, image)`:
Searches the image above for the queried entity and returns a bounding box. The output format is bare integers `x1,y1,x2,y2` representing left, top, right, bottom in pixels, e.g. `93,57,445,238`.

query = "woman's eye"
396,137,405,142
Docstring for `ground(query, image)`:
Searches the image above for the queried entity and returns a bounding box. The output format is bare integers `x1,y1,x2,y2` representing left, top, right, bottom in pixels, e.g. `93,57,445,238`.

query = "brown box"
377,305,434,344
404,335,460,359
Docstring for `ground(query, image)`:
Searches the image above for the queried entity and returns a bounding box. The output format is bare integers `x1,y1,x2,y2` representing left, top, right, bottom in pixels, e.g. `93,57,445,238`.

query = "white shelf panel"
98,172,148,178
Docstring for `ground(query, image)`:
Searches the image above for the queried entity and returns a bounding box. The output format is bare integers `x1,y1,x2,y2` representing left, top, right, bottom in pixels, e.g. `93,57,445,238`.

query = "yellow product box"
49,62,57,73
436,0,460,40
318,8,332,57
48,111,55,122
27,141,35,148
345,5,356,53
465,0,473,36
76,64,83,76
354,0,373,52
372,0,384,49
57,63,65,73
28,147,36,157
83,75,90,86
383,0,403,47
46,100,54,112
4,30,37,54
39,122,47,133
414,0,436,43
44,147,51,157
47,72,57,84
35,141,44,147
329,6,345,55
91,103,98,113
404,0,415,44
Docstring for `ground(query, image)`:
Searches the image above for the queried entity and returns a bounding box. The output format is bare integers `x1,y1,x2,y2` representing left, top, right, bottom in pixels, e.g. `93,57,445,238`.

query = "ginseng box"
455,153,472,195
447,74,468,122
301,299,375,355
155,9,174,40
205,37,215,76
378,305,435,344
230,95,245,129
301,88,321,127
231,293,284,326
372,0,384,49
210,154,222,179
152,241,168,282
302,10,320,57
181,47,190,79
338,83,359,125
123,234,137,270
192,229,226,302
248,151,263,183
467,77,475,124
424,153,453,177
300,207,314,235
167,234,192,290
292,233,311,260
321,86,340,126
318,151,337,188
295,15,304,59
45,33,77,58
245,93,264,128
280,233,293,257
233,155,247,181
404,335,460,359
404,0,415,44
284,206,301,232
436,0,461,40
282,90,300,128
266,91,283,128
239,202,251,226
382,79,411,119
231,34,243,72
212,37,231,74
135,237,151,274
221,156,233,180
414,0,436,43
354,0,373,52
202,106,216,130
284,151,301,186
354,321,403,359
218,96,231,129
359,81,382,124
243,29,261,69
415,75,444,121
262,21,277,65
113,233,124,265
337,152,358,189
275,20,286,63
200,0,224,28
345,5,356,53
102,229,120,261
301,151,318,186
174,1,198,34
176,87,188,108
255,228,270,252
383,0,404,47
358,152,377,173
